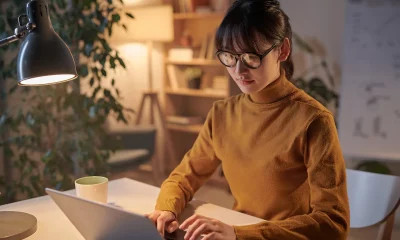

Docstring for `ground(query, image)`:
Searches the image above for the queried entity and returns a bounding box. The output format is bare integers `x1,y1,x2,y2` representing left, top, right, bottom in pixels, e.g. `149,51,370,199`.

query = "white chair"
347,169,400,240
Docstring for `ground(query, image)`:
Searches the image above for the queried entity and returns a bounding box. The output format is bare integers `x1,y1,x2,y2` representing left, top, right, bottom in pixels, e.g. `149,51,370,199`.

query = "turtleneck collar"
244,72,299,109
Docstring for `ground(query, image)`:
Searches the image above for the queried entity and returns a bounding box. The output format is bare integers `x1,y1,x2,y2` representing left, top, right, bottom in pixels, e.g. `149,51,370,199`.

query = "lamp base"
0,211,37,240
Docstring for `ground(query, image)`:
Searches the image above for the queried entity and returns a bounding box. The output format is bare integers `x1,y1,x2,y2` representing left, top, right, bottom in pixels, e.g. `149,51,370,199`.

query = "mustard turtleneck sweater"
155,74,350,240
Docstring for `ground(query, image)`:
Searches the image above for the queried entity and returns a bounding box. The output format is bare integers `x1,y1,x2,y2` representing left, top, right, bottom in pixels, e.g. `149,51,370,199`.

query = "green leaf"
92,86,101,98
125,12,134,19
108,25,113,37
8,84,18,94
103,89,111,97
79,65,89,77
89,77,95,87
112,14,121,23
4,146,14,158
116,54,126,68
101,69,107,77
84,43,93,57
293,33,314,54
109,58,116,69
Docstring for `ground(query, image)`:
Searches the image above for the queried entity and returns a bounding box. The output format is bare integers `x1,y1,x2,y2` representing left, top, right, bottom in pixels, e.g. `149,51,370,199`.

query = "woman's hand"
145,210,179,237
179,214,236,240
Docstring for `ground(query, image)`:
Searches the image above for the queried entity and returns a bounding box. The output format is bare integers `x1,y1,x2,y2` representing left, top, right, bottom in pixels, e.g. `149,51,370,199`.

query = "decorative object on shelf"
0,0,133,205
184,67,203,89
179,29,193,47
168,48,194,62
198,35,209,59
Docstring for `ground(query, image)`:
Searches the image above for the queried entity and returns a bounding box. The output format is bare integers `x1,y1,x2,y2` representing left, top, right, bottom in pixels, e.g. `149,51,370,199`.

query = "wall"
280,0,345,115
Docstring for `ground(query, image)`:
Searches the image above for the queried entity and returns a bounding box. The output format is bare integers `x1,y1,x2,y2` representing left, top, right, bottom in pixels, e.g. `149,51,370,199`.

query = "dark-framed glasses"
216,43,277,69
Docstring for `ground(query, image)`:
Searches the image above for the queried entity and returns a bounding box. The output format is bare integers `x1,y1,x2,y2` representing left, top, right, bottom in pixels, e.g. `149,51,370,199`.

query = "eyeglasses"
216,43,277,69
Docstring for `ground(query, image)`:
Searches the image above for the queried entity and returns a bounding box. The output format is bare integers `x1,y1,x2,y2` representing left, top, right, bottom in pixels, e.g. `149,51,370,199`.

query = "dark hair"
215,0,294,80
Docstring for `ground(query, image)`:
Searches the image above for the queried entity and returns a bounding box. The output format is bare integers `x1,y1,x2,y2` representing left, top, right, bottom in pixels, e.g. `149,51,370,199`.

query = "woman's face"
225,38,290,94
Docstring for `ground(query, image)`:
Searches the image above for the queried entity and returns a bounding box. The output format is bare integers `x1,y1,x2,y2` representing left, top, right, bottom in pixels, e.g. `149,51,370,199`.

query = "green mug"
75,176,108,203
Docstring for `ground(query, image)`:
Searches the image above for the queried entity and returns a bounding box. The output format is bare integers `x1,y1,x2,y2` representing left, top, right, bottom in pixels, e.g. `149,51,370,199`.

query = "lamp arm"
0,14,36,48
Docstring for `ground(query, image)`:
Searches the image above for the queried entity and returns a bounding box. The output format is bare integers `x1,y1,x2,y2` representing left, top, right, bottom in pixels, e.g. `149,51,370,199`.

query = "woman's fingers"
145,211,177,237
180,214,211,230
181,215,218,240
187,222,214,240
167,220,180,233
156,214,170,236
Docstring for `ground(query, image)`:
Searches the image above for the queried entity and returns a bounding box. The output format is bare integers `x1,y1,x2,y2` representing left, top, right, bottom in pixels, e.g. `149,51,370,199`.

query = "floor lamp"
0,0,78,239
112,5,175,174
120,5,174,125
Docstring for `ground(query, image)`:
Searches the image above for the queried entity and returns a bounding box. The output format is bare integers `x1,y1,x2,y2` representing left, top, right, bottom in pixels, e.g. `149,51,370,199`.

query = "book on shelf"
166,115,205,125
206,31,216,60
166,64,186,89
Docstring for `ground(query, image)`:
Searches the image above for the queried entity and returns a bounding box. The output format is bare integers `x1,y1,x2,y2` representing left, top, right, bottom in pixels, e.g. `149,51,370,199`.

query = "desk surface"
0,178,263,239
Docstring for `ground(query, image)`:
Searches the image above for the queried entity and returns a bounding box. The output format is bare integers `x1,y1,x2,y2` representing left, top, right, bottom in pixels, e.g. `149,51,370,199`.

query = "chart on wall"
338,0,400,160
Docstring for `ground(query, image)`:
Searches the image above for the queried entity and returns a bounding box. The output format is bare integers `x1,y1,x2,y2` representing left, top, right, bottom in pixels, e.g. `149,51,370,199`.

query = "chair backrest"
346,169,400,228
107,126,157,154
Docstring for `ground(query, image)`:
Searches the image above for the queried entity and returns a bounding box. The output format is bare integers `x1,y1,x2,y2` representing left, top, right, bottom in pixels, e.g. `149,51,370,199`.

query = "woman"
146,0,350,239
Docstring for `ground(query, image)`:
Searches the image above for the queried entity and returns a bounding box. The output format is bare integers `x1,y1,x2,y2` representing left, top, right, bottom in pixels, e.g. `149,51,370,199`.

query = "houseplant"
0,0,134,204
184,67,203,89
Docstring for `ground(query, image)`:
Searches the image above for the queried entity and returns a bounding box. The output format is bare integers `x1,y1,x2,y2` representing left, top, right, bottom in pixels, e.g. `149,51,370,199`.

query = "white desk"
0,178,263,239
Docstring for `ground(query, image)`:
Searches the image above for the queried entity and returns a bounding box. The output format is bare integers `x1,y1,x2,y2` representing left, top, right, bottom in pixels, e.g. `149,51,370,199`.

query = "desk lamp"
0,0,77,239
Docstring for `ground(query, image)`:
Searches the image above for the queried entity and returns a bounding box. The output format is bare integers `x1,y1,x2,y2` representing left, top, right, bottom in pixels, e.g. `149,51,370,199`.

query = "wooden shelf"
167,124,203,133
173,12,225,20
165,88,227,98
166,58,221,67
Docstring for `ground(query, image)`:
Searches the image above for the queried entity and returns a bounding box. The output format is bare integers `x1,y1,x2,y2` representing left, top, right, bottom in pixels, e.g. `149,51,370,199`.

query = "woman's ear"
278,38,291,62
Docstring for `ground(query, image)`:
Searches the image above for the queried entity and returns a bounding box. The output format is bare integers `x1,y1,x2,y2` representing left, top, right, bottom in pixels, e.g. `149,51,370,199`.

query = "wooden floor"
110,164,400,239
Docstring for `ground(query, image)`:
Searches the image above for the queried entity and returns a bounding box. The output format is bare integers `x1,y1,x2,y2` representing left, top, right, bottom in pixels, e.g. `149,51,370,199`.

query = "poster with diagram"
338,0,400,160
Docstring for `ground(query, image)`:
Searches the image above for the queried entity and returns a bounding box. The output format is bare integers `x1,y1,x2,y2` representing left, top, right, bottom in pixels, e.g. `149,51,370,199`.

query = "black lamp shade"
17,0,77,86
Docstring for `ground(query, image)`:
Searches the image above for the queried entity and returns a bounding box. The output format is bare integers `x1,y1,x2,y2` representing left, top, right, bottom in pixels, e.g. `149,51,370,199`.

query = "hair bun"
265,0,280,7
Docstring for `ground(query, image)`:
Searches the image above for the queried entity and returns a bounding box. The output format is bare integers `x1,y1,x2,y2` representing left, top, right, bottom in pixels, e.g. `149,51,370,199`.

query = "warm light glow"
19,74,77,86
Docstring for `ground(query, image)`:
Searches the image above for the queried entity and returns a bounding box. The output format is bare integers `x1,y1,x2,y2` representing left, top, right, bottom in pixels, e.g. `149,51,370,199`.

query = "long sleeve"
155,107,221,216
233,112,350,240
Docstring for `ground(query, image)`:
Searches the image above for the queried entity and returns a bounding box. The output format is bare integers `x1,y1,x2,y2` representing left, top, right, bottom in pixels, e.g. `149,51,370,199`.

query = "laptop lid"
46,188,166,240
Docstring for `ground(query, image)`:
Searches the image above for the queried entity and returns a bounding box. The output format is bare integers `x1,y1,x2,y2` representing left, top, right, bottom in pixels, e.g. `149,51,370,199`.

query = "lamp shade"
109,5,174,43
17,0,77,86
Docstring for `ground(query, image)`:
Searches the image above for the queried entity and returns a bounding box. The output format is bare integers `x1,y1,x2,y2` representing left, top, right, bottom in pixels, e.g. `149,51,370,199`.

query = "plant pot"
187,77,201,89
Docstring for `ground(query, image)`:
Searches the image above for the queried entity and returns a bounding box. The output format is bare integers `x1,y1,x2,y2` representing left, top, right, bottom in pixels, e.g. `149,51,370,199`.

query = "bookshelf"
162,1,240,191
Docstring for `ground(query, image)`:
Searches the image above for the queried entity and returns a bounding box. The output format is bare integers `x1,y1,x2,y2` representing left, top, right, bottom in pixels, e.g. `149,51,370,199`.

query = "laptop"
45,188,186,240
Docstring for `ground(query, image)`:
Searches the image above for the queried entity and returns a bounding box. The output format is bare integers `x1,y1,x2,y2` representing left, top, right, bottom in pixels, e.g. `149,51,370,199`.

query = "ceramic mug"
75,176,108,203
